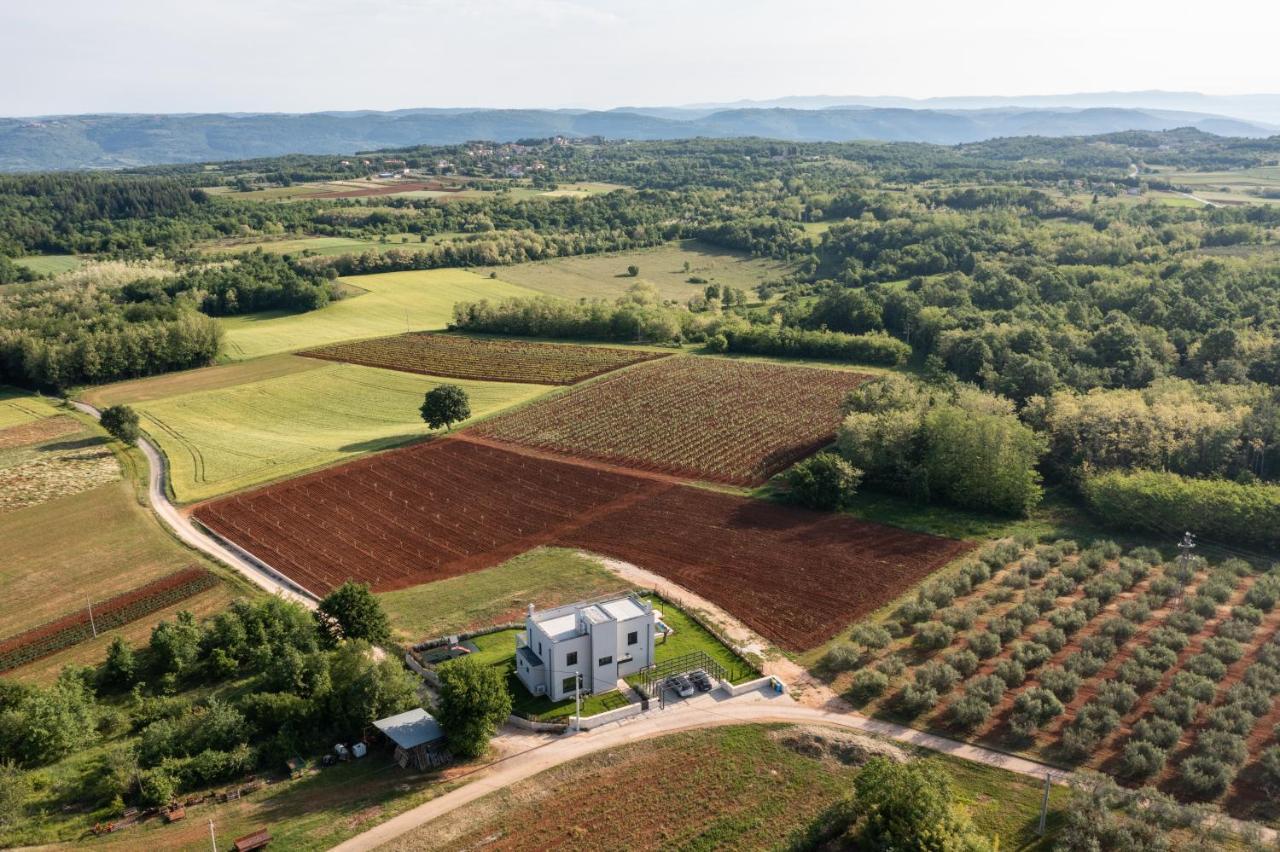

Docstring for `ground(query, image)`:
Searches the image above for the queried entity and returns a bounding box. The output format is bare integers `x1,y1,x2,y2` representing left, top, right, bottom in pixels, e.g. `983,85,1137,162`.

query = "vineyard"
0,567,218,672
301,332,669,385
194,435,966,650
472,357,869,485
821,538,1280,815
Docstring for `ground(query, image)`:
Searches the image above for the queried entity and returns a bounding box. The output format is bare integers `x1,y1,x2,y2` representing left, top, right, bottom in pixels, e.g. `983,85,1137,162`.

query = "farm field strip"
300,332,670,385
194,435,969,651
216,268,539,361
0,426,119,515
130,362,551,502
831,538,1280,813
0,386,61,429
0,415,80,449
473,356,869,485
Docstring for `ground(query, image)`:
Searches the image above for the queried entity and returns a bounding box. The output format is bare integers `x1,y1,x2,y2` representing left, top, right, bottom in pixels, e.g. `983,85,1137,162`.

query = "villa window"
566,651,578,666
627,631,638,646
599,656,612,666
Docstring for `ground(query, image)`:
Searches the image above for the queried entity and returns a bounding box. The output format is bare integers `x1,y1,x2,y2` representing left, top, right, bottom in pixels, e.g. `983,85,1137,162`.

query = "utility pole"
572,671,583,732
1037,772,1051,835
1176,531,1196,606
87,597,97,639
208,818,217,852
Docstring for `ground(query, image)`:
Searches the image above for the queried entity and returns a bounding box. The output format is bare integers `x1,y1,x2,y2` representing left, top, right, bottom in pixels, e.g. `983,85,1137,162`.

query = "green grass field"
217,269,538,361
482,239,794,302
383,724,1067,851
379,548,634,644
11,254,85,276
132,361,550,502
0,386,61,429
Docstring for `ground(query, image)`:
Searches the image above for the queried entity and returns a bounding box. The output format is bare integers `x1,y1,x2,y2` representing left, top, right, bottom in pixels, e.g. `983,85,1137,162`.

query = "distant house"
515,595,659,702
373,708,448,770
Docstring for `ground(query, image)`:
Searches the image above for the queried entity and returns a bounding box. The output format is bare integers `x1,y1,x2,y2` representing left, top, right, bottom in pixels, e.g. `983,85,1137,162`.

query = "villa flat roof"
601,598,645,621
540,612,580,641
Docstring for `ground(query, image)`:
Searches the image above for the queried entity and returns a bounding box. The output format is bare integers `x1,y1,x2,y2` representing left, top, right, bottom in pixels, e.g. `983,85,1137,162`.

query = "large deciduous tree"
420,384,471,431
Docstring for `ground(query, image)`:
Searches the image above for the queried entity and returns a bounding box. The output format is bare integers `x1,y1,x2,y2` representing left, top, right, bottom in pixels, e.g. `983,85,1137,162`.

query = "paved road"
71,400,318,608
332,687,1076,852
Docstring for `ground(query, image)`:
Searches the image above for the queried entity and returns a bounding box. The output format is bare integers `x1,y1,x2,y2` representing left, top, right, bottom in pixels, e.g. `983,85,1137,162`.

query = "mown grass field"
482,239,793,301
383,724,1067,851
131,361,550,502
379,548,634,644
0,476,221,640
0,385,61,428
217,269,538,361
11,254,85,276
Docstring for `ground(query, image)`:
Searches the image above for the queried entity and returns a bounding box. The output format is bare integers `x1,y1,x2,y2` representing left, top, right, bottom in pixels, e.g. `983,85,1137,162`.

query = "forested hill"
1,105,1275,172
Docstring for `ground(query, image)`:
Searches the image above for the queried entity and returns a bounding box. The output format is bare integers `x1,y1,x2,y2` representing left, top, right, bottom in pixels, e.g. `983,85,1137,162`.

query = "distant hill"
1,105,1276,172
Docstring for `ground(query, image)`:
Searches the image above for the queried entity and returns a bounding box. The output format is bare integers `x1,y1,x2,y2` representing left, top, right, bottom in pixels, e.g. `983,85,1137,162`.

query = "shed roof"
373,708,444,749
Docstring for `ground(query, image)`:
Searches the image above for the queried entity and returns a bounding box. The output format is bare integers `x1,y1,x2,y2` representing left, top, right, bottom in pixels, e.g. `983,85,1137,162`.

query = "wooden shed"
372,708,450,770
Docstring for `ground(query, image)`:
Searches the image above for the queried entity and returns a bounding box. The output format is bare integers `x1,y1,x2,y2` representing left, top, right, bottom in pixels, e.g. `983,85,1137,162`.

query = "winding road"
71,400,319,608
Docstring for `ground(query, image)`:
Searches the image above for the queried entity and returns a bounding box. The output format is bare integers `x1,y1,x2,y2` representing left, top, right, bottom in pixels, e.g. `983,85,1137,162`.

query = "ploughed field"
471,357,869,485
194,436,967,651
300,332,670,385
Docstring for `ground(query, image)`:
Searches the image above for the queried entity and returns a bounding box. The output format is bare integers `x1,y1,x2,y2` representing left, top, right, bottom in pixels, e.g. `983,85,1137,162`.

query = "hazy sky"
4,0,1280,115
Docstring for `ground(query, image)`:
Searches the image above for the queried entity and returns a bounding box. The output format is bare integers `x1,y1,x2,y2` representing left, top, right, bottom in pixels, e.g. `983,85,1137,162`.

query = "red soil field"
311,181,462,199
194,436,969,650
301,332,670,385
471,357,870,485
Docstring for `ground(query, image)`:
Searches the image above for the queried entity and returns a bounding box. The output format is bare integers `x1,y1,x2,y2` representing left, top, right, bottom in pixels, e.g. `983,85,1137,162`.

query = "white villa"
514,594,658,701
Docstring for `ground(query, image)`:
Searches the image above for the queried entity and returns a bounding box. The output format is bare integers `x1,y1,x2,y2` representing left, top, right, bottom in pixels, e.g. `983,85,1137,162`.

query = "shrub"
1083,575,1122,603
818,643,863,675
938,607,977,631
1099,617,1136,642
961,561,992,585
1048,608,1089,635
1037,545,1064,566
912,622,956,652
1187,595,1219,618
1117,599,1151,624
1094,682,1139,714
1019,557,1050,580
966,631,1001,659
1132,717,1183,750
1128,546,1162,566
1007,603,1039,626
1260,746,1280,786
1024,589,1057,613
1117,661,1162,693
1224,683,1272,716
1078,634,1117,660
849,621,890,647
922,583,956,609
950,695,993,730
1063,651,1106,678
1196,730,1247,766
137,768,176,807
876,656,906,677
1152,692,1199,726
1010,687,1064,737
897,596,936,626
1148,576,1180,599
1131,644,1177,672
1073,597,1102,619
1246,574,1280,611
1001,572,1031,590
1042,574,1076,597
1081,469,1280,552
1179,755,1232,797
1166,611,1205,635
1206,704,1256,737
1216,619,1256,642
1039,666,1082,701
1119,740,1167,779
1147,626,1189,653
992,658,1026,688
944,649,979,678
1244,665,1280,696
1230,604,1263,625
1203,636,1244,664
1055,539,1079,555
1012,642,1053,670
914,661,960,693
896,684,940,717
1184,654,1227,681
964,675,1007,706
783,452,862,510
1031,626,1067,653
1168,671,1217,703
726,325,911,366
847,669,890,703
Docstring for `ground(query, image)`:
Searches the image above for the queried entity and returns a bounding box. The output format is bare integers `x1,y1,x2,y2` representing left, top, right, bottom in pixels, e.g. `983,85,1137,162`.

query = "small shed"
233,828,271,851
373,708,449,770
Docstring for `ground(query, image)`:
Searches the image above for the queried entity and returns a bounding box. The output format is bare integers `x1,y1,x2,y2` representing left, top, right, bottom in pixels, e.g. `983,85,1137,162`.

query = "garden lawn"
217,268,537,360
12,254,84,276
133,362,551,502
481,239,792,302
378,548,634,645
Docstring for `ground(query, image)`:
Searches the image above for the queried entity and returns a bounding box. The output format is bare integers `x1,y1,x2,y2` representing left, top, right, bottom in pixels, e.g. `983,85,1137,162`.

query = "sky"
3,0,1280,116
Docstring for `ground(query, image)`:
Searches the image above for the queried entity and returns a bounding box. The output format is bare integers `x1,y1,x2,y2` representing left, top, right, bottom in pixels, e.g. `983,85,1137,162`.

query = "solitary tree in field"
317,581,392,646
626,264,640,277
784,452,862,511
435,656,512,758
99,405,140,445
420,384,471,431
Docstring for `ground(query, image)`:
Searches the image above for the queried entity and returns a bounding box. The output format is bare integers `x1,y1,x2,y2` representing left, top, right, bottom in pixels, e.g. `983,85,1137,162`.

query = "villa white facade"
514,595,658,701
